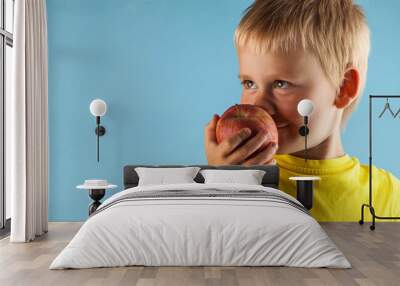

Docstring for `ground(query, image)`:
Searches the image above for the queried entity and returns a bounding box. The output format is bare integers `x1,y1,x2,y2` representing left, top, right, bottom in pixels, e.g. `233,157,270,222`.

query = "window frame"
0,0,13,233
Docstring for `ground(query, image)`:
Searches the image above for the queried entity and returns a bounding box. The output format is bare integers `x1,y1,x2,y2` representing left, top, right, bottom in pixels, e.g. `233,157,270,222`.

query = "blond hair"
235,0,370,129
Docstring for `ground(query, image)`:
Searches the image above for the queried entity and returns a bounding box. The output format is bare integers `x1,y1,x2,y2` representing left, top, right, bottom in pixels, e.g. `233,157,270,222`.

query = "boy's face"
237,45,342,154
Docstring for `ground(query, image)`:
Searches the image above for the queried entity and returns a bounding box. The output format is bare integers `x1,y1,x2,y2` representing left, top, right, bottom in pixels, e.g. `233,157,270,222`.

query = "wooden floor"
0,222,399,286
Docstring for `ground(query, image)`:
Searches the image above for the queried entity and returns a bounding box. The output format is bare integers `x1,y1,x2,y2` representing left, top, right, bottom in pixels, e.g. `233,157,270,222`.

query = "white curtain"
8,0,49,242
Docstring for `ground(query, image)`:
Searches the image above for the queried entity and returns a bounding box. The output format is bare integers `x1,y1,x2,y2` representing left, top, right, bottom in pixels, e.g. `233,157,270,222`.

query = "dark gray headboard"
123,165,280,189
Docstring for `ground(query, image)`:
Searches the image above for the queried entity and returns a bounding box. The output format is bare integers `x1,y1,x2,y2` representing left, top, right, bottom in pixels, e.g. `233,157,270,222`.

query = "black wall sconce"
297,99,314,163
89,99,107,162
290,99,320,211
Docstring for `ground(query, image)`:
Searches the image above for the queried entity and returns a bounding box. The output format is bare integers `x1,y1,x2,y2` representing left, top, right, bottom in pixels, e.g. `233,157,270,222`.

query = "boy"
204,0,400,221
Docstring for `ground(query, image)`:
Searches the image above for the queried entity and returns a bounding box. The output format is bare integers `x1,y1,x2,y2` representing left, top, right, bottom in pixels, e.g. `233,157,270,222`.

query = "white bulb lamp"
89,99,107,162
297,99,314,117
297,99,314,163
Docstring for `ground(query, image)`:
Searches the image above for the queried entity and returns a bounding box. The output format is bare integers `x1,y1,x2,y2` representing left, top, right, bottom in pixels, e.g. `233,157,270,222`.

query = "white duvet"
50,183,351,269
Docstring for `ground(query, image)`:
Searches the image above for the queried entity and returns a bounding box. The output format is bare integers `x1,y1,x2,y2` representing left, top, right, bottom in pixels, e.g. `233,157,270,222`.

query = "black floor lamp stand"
359,95,400,230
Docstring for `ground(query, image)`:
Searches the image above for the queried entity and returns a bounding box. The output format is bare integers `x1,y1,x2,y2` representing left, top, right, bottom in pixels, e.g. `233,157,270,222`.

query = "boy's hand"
204,114,277,166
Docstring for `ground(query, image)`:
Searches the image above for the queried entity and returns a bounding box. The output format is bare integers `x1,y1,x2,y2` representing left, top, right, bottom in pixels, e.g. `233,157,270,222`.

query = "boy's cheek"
275,124,305,152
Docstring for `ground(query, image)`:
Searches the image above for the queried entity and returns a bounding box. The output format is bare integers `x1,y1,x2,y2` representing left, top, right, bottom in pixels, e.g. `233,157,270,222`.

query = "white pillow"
135,167,201,186
200,169,266,185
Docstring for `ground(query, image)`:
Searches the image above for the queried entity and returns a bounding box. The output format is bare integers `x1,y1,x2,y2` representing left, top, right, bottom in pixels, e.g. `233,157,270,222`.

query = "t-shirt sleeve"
373,166,400,218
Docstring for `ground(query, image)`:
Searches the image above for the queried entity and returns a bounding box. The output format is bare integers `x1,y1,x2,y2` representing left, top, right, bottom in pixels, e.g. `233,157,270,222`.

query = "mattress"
50,183,350,269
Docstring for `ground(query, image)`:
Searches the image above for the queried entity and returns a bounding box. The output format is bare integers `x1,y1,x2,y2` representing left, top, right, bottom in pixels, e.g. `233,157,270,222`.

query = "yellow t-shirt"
274,154,400,222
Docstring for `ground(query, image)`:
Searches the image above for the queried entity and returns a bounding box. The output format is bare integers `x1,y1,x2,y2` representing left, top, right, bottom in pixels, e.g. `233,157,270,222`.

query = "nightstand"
77,180,117,215
289,176,321,210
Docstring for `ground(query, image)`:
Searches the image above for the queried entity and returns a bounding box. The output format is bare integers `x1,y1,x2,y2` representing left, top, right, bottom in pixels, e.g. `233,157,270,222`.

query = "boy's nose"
252,96,276,116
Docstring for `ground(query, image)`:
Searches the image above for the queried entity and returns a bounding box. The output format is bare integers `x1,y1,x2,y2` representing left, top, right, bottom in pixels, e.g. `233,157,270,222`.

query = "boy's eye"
272,80,290,89
241,80,257,90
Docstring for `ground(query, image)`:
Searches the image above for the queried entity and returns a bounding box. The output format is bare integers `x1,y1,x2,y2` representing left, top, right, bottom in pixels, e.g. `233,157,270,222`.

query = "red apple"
216,104,278,150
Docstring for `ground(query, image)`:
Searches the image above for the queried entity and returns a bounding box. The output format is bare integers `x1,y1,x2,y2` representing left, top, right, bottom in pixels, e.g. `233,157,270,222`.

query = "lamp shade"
90,99,107,117
297,99,314,117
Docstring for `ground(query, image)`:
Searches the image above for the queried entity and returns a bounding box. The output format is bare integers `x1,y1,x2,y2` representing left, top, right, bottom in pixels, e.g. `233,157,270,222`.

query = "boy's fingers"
226,131,269,162
220,128,252,156
242,142,278,166
205,114,220,144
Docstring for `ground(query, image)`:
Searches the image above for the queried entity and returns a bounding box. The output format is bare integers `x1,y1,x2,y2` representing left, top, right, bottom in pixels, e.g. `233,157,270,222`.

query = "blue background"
47,0,400,221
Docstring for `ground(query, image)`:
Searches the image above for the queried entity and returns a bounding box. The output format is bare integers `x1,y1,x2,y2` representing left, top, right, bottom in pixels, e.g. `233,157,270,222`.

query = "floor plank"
0,222,399,286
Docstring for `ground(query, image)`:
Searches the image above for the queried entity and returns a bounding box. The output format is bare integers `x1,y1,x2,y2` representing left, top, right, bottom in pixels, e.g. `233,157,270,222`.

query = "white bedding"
50,183,351,269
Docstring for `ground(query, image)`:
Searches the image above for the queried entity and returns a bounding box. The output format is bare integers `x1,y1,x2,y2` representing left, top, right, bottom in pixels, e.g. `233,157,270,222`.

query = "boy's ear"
335,68,360,109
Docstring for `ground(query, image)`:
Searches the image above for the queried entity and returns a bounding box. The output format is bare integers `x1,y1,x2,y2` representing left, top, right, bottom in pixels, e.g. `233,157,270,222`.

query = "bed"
50,165,350,269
